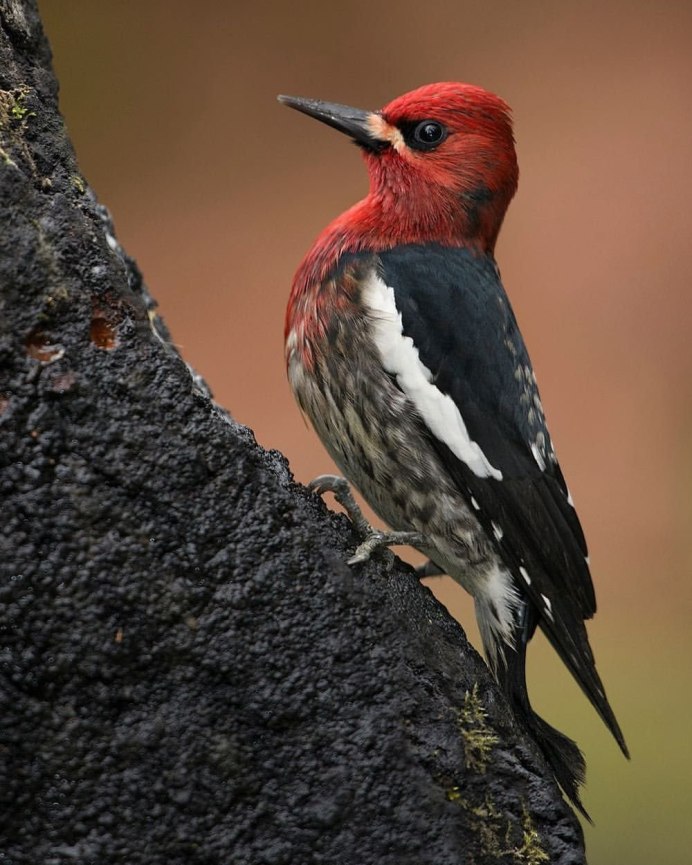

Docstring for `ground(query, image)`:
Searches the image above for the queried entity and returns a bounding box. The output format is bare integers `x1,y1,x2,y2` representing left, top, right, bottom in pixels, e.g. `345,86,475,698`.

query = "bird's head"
279,82,518,253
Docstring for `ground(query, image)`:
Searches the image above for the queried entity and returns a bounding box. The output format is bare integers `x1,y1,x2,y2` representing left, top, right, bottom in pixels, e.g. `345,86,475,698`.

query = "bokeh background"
40,2,692,862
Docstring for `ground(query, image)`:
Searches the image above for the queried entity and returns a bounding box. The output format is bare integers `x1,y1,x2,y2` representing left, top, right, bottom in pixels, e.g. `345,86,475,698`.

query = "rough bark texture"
0,2,586,863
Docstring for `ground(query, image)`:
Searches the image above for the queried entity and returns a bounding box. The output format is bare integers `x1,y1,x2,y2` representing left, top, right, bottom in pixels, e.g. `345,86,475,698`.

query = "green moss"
457,684,499,773
445,785,463,803
446,792,549,863
444,687,551,861
447,791,511,858
514,807,550,865
0,85,36,173
10,95,30,121
467,795,509,858
0,85,34,127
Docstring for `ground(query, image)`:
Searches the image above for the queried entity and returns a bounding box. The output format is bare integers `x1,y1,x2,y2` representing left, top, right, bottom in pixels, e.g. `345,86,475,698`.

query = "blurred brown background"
40,1,692,862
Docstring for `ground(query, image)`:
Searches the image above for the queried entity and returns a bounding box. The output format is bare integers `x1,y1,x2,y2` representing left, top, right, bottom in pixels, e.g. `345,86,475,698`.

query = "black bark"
0,2,586,863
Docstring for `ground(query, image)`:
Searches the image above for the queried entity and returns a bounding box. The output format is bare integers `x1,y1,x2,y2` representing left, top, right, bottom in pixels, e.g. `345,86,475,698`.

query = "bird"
278,82,628,816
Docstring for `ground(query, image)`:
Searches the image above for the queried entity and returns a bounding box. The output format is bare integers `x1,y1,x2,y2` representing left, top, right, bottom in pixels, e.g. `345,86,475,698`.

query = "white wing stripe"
362,271,503,481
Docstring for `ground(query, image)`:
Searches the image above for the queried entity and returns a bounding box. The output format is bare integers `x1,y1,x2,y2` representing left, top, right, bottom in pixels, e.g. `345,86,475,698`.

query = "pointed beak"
277,94,387,152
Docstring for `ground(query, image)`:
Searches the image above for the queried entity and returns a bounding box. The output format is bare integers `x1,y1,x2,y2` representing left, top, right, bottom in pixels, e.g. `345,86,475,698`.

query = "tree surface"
0,2,586,863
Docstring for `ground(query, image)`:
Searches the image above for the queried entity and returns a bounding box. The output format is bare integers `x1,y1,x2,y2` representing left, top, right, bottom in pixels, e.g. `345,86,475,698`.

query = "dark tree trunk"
0,3,585,863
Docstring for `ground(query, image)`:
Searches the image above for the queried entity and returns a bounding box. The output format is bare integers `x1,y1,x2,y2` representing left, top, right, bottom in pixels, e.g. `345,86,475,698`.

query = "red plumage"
285,83,519,363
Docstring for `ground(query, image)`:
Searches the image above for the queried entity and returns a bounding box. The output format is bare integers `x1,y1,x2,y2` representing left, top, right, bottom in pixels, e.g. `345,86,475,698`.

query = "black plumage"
291,244,628,815
376,244,629,812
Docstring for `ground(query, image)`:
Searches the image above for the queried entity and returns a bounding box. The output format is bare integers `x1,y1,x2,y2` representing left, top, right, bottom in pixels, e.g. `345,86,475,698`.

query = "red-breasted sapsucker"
279,82,628,817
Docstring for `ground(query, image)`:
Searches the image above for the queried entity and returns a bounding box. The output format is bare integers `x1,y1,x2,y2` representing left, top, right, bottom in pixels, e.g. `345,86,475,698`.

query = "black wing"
377,243,627,755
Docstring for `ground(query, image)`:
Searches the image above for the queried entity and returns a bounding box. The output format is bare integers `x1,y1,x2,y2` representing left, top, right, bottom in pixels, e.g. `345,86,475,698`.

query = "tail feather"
538,619,630,759
520,705,590,822
493,602,591,820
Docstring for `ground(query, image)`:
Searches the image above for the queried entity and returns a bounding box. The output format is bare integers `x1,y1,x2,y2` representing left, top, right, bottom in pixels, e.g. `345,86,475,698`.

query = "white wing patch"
361,271,503,481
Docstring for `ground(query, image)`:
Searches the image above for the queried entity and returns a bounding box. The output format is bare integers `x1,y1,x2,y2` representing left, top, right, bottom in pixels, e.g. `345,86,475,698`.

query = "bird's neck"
285,184,510,357
295,184,499,279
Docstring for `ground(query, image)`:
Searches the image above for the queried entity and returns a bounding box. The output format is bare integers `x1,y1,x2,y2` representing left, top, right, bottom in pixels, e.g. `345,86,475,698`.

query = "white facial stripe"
366,114,406,152
362,272,503,481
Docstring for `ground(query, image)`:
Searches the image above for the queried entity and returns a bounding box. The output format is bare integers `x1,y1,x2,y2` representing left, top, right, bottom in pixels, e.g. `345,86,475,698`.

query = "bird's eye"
415,122,444,144
399,120,448,151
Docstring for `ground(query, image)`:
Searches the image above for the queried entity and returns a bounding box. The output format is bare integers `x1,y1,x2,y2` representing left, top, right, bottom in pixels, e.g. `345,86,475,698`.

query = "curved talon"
307,474,370,535
347,530,426,565
307,473,348,497
347,532,386,565
308,475,425,565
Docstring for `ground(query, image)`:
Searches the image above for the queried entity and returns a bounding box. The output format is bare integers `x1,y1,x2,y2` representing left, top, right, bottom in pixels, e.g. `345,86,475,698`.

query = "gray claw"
347,530,425,565
308,474,425,566
308,474,370,535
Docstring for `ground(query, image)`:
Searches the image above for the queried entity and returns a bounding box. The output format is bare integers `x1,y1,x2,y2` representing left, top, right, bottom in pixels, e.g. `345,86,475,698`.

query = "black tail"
520,704,589,822
497,604,591,821
538,617,630,761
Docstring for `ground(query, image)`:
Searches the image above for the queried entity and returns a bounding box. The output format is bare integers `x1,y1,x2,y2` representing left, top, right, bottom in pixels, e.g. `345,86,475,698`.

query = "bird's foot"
308,474,371,535
347,529,426,565
307,474,424,565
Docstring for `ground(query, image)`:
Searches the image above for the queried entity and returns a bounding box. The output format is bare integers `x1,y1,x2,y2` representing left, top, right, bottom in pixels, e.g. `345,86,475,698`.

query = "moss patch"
514,807,550,865
458,684,500,773
0,84,36,170
446,791,550,864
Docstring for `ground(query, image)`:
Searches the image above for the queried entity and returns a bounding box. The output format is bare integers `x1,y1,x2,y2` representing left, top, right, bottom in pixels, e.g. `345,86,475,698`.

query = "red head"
280,83,519,351
279,82,518,263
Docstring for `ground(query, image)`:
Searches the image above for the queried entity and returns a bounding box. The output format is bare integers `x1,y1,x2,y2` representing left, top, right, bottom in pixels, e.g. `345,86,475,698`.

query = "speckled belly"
287,334,496,588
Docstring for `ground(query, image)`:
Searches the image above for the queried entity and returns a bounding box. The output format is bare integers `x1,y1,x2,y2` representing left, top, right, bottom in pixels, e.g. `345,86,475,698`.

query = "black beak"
277,94,387,152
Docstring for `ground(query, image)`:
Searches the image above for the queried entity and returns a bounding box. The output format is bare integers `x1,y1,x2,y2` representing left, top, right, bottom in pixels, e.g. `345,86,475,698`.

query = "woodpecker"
279,83,628,816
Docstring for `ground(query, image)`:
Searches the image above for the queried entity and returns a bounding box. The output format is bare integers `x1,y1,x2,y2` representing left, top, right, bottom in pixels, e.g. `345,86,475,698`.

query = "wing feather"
377,243,596,620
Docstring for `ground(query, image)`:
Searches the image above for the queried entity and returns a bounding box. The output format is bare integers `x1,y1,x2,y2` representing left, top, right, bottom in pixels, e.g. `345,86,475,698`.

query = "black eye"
415,121,444,144
399,120,448,151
